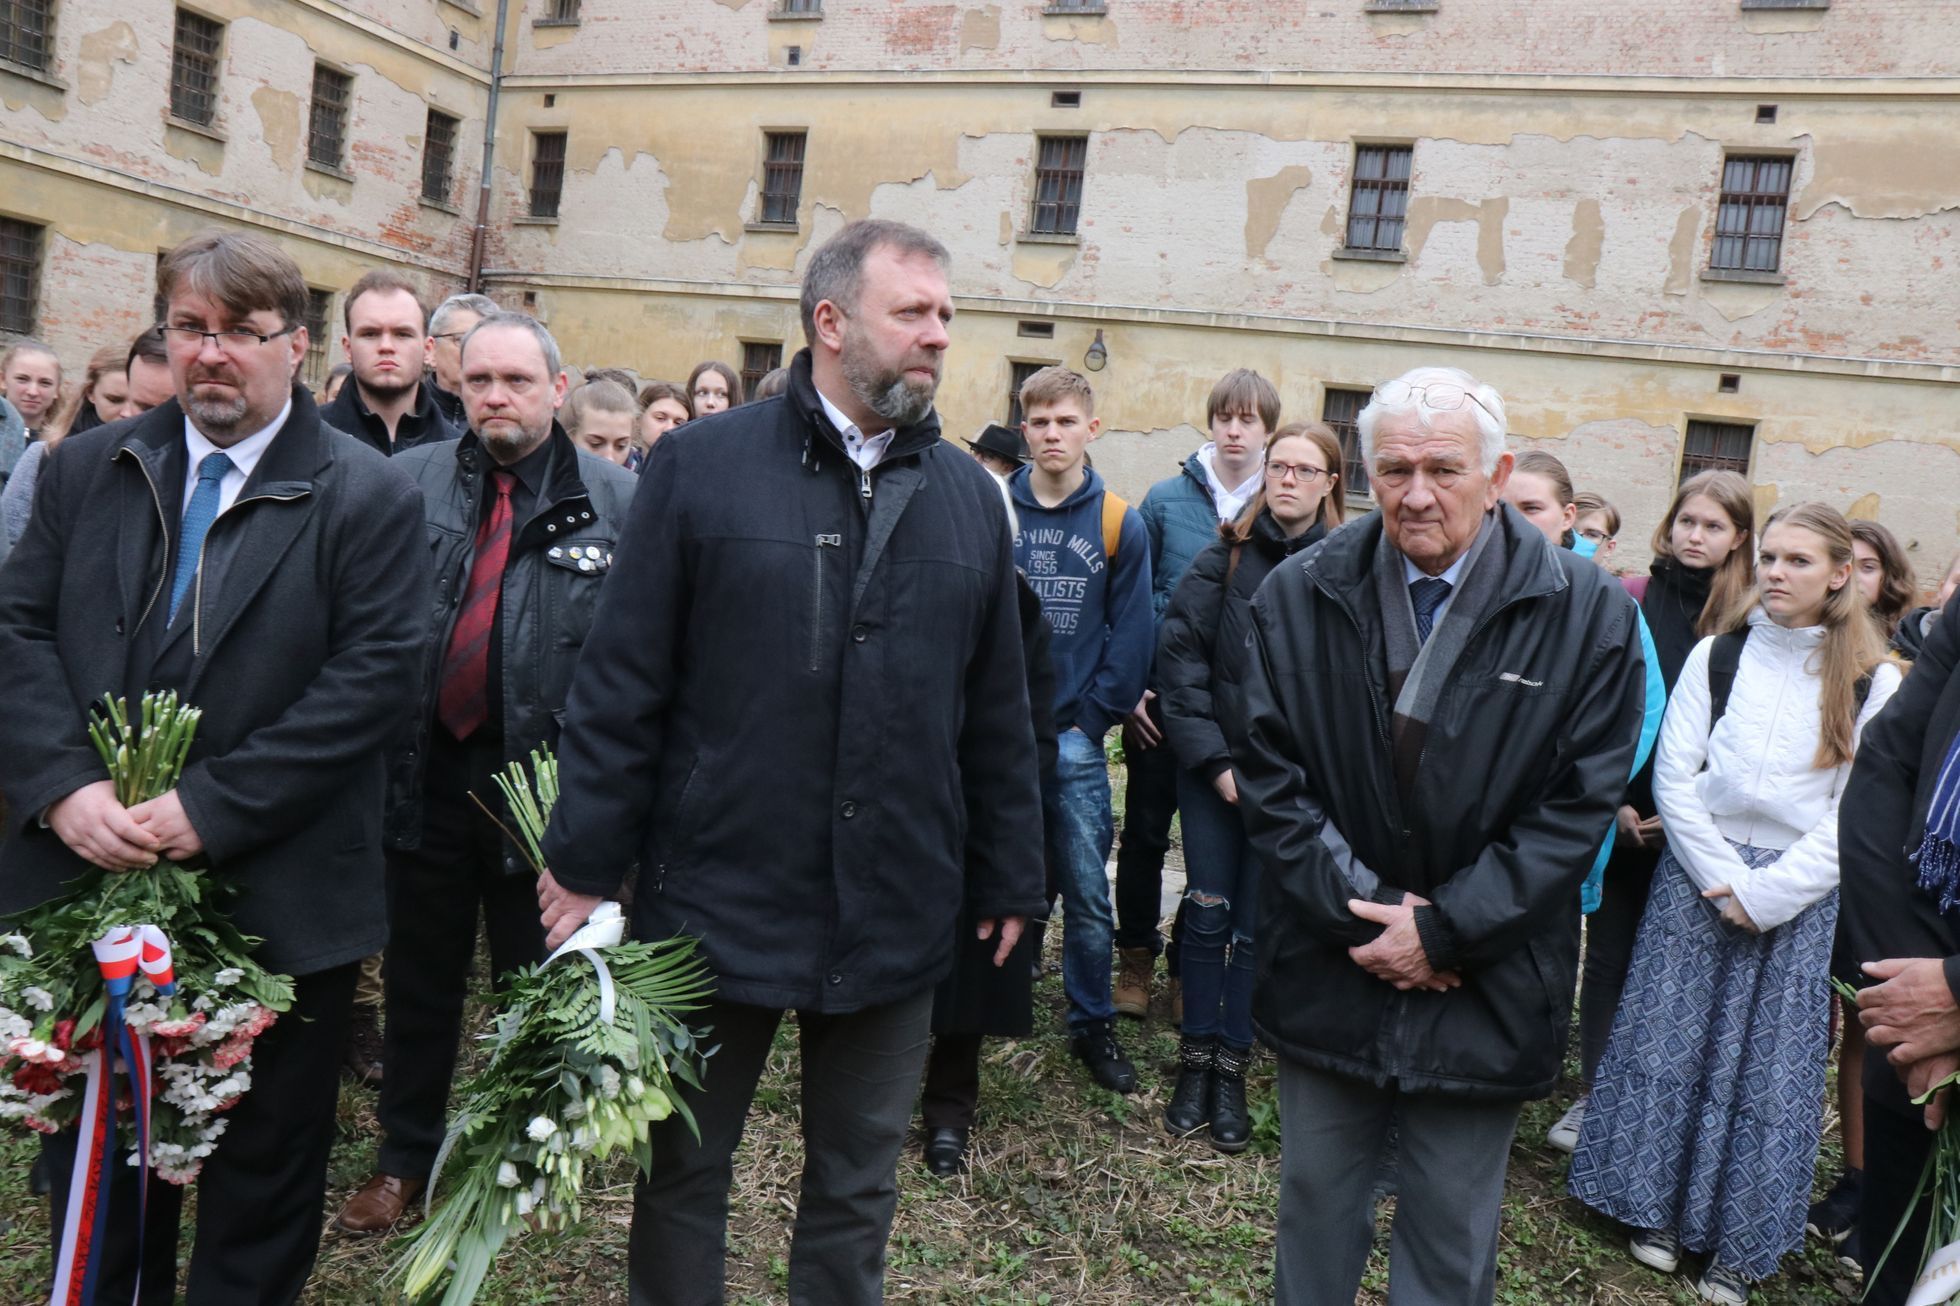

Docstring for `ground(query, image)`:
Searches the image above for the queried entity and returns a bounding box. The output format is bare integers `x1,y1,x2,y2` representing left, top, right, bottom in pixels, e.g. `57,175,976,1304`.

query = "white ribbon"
1908,1241,1960,1306
545,900,625,1026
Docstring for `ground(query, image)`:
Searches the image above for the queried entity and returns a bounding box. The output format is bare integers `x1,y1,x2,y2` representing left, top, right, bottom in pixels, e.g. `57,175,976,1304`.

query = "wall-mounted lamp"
1084,328,1108,372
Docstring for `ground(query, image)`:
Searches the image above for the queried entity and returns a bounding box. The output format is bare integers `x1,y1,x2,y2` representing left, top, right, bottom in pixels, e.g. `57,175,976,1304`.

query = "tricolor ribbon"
52,925,175,1306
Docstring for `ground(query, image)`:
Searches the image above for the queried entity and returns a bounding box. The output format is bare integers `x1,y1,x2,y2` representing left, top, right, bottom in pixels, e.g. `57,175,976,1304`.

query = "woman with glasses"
1154,421,1345,1153
1500,453,1666,1154
1574,491,1621,570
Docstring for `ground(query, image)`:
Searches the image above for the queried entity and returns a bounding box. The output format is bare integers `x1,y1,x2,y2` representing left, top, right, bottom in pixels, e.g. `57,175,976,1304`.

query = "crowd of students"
1,220,1958,1306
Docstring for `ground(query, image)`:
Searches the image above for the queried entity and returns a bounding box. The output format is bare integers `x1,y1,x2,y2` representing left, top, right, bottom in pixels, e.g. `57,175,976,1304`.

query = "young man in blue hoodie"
1009,366,1154,1092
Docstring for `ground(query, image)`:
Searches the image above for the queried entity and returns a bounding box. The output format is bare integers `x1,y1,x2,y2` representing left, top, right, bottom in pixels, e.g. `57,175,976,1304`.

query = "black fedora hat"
966,423,1029,464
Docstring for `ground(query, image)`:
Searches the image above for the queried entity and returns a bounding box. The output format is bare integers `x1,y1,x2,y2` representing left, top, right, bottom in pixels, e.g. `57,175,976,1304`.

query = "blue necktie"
1409,576,1452,644
169,452,233,625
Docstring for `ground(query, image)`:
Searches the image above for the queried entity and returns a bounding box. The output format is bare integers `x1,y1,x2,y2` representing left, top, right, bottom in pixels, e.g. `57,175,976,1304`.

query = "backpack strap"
1100,489,1128,565
1622,575,1649,604
1706,627,1750,731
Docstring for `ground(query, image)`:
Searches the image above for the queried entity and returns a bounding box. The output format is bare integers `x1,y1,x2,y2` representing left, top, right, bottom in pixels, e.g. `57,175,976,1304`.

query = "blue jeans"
1175,769,1261,1050
1045,727,1116,1031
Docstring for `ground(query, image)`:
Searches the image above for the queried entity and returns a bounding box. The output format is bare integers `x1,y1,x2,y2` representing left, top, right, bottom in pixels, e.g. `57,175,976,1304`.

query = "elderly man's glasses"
1373,379,1499,425
159,324,299,351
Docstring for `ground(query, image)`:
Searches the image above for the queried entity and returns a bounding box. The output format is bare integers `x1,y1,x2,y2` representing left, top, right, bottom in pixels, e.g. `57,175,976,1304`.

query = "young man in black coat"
333,312,640,1235
1839,588,1960,1305
0,229,429,1304
535,220,1045,1305
319,268,461,457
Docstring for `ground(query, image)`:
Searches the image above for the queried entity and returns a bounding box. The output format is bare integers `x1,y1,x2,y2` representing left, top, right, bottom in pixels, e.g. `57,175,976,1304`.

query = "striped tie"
168,452,233,626
436,470,516,740
1409,576,1452,645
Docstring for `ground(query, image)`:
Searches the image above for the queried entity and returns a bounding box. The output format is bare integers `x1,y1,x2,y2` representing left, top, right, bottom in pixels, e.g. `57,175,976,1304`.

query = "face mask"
1569,533,1599,559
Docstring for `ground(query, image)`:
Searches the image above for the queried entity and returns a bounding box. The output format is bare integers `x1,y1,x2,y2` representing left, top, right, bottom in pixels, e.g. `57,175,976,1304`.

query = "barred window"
0,0,56,72
423,108,459,204
1029,135,1087,236
1344,144,1412,253
1679,420,1755,484
1711,155,1793,273
308,63,353,171
1320,387,1374,499
776,0,822,11
740,341,782,397
530,131,567,219
171,8,224,127
542,0,580,20
758,131,806,226
302,288,331,390
0,218,43,338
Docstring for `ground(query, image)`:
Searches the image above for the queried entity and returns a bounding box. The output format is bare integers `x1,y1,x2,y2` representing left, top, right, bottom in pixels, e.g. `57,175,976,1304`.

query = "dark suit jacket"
0,386,430,975
1840,590,1960,1116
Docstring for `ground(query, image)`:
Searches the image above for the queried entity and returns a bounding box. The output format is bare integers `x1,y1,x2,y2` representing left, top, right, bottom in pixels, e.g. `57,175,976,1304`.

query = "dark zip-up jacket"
384,426,639,868
0,388,429,975
1139,450,1226,625
1840,589,1960,1118
538,350,1046,1013
1157,511,1327,782
1236,505,1646,1100
320,375,461,458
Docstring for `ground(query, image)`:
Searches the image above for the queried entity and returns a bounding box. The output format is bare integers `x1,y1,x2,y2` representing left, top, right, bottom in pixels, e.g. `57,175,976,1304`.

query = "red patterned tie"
436,470,516,740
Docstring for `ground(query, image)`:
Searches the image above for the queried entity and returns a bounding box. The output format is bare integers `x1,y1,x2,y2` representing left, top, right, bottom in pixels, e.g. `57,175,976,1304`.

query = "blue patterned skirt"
1567,841,1835,1282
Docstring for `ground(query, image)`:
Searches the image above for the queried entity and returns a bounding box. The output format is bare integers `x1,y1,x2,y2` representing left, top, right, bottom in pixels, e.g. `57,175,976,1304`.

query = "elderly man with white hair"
1234,365,1648,1304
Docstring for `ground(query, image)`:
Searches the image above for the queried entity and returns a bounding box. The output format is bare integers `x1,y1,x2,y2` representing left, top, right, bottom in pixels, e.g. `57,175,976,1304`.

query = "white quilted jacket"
1653,607,1902,932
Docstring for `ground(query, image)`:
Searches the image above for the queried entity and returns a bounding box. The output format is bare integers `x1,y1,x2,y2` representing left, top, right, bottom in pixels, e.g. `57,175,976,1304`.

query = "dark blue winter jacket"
1139,451,1225,625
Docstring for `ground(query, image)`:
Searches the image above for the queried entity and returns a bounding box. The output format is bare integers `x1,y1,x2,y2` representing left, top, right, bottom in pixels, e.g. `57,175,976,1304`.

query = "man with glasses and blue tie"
0,228,428,1304
1233,365,1648,1305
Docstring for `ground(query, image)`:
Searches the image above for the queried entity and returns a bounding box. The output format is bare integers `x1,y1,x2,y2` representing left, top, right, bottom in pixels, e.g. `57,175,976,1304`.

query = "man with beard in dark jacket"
1236,365,1646,1305
333,312,638,1234
1839,588,1960,1305
534,220,1045,1305
319,269,461,457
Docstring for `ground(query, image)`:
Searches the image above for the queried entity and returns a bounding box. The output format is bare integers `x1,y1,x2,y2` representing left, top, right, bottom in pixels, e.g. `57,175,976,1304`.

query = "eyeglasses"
159,324,299,351
1266,461,1331,484
1372,379,1500,426
1577,528,1614,544
429,331,467,344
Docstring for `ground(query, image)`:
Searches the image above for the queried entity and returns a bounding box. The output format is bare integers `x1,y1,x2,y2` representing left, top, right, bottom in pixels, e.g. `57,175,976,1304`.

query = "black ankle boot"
1164,1036,1214,1138
1210,1043,1251,1154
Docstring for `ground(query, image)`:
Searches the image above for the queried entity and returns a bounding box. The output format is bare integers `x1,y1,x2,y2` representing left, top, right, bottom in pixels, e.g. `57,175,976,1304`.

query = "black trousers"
1860,1097,1938,1305
629,990,934,1306
1578,848,1657,1085
1114,705,1179,957
920,1033,983,1132
42,964,358,1306
377,734,546,1180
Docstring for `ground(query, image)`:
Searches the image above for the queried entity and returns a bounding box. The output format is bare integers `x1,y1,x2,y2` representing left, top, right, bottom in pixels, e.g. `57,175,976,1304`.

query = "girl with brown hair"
1571,502,1900,1304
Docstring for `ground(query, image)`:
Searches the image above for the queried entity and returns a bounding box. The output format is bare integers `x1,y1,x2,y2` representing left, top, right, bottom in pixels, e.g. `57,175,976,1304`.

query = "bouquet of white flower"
389,748,714,1305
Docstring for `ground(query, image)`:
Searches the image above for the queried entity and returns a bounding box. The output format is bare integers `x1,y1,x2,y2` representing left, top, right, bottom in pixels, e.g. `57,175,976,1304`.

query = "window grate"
171,8,224,127
423,108,459,203
1711,155,1792,273
307,63,353,170
1029,135,1086,236
0,0,55,72
1344,144,1413,253
302,288,331,390
0,217,43,337
530,130,567,219
759,131,806,226
777,0,822,11
1680,420,1755,483
1007,361,1046,429
544,0,580,20
740,341,782,398
1320,387,1374,498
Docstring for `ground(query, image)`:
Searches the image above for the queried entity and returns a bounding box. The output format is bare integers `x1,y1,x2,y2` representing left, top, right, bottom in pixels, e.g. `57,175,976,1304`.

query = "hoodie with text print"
1009,464,1153,739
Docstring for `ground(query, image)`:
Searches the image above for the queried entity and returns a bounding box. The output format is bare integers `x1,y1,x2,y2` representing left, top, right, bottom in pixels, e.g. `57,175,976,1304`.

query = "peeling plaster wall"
0,0,484,371
509,0,1960,79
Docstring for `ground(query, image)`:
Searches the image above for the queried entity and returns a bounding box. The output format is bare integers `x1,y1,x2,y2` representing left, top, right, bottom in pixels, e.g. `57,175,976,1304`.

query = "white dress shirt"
1403,545,1471,629
816,388,895,473
182,400,290,518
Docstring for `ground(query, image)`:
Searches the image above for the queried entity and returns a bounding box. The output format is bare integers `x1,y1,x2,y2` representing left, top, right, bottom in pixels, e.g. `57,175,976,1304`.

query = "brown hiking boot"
1114,947,1154,1018
335,1173,424,1233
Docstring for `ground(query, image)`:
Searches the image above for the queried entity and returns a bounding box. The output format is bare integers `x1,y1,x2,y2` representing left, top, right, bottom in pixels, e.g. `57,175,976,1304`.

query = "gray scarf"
1373,511,1506,801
